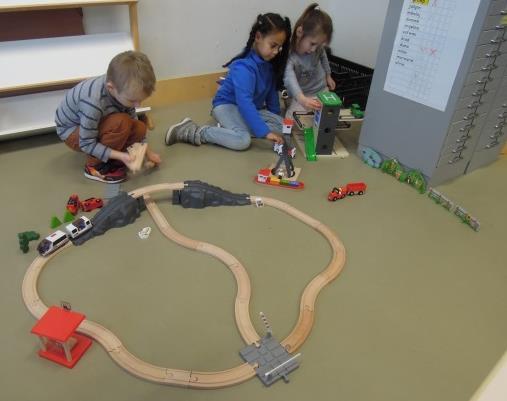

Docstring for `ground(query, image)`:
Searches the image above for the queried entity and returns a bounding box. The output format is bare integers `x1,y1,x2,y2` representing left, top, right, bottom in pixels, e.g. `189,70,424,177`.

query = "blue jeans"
200,104,283,150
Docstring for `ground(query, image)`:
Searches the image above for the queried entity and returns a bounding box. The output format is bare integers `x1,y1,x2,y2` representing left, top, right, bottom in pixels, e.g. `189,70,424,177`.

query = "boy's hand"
146,148,161,165
110,149,132,164
326,75,336,91
298,94,322,111
266,132,284,144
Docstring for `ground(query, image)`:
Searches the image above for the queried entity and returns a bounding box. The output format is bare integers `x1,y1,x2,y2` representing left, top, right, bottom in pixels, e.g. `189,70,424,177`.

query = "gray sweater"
55,75,137,162
283,47,332,99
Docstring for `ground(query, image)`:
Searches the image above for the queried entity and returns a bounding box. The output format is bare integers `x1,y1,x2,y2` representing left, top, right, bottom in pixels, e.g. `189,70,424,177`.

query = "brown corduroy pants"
64,113,146,165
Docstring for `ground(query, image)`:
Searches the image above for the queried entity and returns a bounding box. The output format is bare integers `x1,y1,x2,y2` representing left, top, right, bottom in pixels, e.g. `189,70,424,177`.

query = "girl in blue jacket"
165,13,291,150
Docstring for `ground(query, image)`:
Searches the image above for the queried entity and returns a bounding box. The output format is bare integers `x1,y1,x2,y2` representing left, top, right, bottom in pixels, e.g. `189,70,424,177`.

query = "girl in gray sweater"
283,3,335,119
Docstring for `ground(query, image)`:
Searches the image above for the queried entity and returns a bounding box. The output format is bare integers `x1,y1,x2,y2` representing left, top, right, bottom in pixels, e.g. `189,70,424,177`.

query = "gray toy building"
359,0,506,185
313,91,342,155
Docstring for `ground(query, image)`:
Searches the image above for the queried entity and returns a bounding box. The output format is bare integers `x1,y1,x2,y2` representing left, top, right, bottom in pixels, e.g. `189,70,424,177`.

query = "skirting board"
145,71,225,108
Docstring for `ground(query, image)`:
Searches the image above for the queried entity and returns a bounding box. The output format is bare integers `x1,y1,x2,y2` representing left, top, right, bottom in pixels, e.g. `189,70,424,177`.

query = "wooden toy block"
126,142,148,173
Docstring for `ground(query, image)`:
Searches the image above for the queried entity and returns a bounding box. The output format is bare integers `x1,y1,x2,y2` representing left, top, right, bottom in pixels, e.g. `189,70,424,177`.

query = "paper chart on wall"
384,0,481,112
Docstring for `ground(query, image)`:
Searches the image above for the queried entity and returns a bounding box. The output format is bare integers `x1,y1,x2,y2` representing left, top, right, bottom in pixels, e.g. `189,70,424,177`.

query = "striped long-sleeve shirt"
55,75,137,162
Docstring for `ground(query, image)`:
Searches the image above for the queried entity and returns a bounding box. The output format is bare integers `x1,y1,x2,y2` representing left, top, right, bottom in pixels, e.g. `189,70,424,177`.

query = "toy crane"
271,136,295,179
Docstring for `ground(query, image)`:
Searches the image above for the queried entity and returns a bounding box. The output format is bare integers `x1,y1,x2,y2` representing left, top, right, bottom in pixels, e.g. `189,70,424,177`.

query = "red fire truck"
327,182,367,201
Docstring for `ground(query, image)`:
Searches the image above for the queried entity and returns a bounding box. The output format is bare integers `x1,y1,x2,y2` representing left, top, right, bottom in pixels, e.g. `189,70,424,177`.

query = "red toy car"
66,194,80,215
80,197,104,212
328,182,367,201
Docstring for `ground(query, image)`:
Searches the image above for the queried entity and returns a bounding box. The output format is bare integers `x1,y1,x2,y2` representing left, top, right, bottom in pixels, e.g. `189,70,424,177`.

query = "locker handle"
485,141,499,149
480,64,497,71
471,89,486,96
456,134,471,143
452,146,467,153
459,125,474,132
448,155,463,164
485,52,500,58
495,25,506,30
490,39,502,44
501,10,507,15
467,101,481,109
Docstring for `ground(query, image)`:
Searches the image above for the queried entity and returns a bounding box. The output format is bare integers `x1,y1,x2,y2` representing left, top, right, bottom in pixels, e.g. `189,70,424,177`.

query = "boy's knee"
99,113,133,135
131,119,147,142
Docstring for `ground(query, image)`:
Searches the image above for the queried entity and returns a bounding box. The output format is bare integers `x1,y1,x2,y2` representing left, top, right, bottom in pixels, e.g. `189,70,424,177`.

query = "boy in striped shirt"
55,51,161,183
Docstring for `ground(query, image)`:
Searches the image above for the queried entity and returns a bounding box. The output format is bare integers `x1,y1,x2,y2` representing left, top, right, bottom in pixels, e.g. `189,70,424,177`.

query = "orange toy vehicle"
328,182,367,201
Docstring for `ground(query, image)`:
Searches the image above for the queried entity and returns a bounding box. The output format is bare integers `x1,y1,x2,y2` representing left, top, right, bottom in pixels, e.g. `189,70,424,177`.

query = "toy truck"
327,182,367,201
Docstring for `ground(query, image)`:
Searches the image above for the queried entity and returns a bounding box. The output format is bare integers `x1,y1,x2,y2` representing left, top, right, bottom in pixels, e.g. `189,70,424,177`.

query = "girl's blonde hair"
291,3,333,51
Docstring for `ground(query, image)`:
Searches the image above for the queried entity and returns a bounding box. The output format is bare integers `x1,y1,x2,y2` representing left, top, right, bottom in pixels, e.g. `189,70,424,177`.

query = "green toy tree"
63,210,75,223
50,216,62,229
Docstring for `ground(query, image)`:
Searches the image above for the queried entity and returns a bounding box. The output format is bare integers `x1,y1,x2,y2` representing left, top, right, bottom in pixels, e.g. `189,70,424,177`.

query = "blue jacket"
213,50,280,137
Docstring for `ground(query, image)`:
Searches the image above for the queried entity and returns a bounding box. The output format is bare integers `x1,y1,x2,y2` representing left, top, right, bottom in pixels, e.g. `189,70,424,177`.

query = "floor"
1,99,506,401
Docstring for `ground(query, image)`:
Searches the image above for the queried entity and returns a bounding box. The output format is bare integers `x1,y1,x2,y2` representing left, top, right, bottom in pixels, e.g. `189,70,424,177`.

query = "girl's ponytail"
291,3,333,51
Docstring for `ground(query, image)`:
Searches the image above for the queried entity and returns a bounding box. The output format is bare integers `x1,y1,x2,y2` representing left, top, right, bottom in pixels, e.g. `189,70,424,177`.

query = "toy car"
66,194,80,215
80,197,103,212
328,182,367,201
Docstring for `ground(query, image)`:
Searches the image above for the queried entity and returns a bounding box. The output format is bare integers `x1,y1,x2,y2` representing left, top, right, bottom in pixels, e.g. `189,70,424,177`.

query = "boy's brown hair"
291,3,333,51
106,50,156,95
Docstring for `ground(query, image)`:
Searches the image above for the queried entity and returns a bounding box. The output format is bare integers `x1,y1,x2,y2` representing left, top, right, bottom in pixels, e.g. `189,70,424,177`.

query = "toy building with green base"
313,91,342,155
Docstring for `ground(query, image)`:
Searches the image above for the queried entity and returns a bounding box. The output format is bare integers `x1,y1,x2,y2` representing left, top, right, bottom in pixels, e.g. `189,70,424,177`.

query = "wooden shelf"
0,0,137,13
0,87,150,139
0,32,134,95
0,0,140,138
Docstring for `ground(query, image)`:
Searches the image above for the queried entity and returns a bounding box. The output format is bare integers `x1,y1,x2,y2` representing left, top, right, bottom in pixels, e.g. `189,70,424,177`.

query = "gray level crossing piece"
240,335,300,386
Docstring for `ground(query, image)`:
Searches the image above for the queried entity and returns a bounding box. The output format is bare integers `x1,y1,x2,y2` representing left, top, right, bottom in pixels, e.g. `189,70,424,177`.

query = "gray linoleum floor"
1,99,506,401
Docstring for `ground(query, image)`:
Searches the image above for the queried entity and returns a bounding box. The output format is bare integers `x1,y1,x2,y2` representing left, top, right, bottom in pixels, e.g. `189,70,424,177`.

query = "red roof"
31,306,86,342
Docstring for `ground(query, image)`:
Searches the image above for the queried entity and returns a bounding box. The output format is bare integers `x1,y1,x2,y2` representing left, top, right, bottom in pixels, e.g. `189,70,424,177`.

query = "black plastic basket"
327,53,373,110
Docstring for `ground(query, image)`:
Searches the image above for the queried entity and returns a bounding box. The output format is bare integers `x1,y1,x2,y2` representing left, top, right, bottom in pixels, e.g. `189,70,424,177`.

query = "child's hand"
146,148,162,165
266,132,284,144
110,150,133,164
299,94,322,111
326,75,336,91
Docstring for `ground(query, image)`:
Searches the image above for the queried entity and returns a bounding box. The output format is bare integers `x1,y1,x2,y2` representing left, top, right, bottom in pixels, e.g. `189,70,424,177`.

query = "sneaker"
165,117,202,146
84,162,126,184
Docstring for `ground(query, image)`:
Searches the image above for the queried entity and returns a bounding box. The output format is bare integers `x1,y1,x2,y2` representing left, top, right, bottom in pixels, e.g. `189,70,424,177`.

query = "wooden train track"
22,182,346,388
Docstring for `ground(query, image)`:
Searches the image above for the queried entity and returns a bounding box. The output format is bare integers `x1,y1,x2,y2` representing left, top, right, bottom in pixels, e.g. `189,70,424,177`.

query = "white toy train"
37,216,92,256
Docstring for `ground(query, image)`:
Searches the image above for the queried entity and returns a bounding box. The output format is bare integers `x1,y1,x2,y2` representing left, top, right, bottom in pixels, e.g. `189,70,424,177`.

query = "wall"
320,0,390,68
83,0,391,79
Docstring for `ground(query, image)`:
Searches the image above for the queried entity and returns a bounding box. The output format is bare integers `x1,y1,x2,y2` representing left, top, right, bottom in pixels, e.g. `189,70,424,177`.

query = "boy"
55,50,161,183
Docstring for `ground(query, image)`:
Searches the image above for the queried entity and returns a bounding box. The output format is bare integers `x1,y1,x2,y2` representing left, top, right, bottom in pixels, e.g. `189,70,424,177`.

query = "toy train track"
22,182,346,388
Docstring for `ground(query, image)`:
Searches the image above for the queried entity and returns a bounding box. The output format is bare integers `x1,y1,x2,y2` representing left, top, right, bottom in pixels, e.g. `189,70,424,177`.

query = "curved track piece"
22,182,346,388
